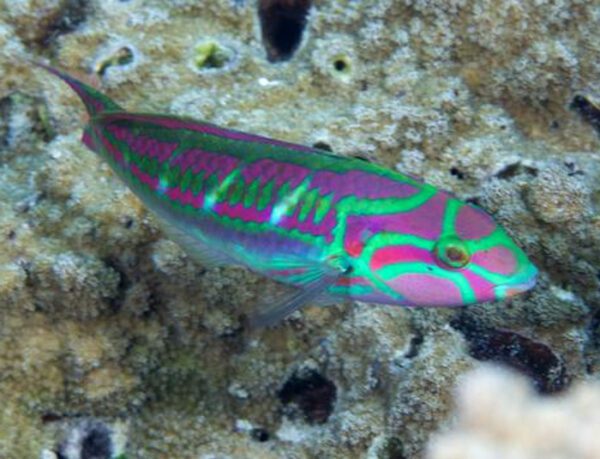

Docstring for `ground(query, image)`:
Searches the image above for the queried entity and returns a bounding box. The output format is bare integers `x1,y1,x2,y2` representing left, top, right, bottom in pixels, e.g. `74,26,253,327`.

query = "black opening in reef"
258,0,312,62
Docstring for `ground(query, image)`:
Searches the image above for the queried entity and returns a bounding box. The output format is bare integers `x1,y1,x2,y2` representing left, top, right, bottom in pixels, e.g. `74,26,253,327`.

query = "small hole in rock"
37,0,90,48
312,141,332,151
495,162,521,180
405,333,423,359
96,47,134,76
41,412,62,423
58,420,113,459
384,437,406,459
570,94,600,133
123,217,134,229
278,369,336,424
330,54,352,79
259,0,312,62
334,59,346,72
451,315,570,394
251,428,270,442
450,167,464,180
81,424,112,459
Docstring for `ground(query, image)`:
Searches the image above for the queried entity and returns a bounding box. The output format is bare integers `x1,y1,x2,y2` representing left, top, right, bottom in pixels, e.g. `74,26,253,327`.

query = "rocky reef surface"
0,0,598,458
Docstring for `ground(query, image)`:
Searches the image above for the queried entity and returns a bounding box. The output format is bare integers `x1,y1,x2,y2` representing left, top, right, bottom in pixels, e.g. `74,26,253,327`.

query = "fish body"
39,64,538,326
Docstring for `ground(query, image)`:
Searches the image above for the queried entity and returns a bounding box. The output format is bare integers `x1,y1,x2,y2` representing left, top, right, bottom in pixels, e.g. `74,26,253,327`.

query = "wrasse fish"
38,64,538,327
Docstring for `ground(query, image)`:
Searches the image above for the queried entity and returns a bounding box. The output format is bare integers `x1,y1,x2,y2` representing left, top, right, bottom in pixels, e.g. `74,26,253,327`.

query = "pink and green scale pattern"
42,64,538,313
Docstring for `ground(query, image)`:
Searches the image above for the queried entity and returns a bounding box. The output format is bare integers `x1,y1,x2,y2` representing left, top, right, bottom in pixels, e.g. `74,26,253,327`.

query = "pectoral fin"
248,258,349,329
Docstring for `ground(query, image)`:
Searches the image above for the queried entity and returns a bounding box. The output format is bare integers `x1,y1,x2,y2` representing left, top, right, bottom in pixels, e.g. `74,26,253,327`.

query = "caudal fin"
34,62,122,117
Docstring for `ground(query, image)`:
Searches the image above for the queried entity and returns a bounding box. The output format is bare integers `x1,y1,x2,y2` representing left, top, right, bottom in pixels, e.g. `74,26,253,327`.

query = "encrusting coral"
0,0,598,457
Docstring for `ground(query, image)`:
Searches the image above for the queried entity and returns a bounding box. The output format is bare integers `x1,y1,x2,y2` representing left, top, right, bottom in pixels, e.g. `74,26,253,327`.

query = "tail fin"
34,62,123,117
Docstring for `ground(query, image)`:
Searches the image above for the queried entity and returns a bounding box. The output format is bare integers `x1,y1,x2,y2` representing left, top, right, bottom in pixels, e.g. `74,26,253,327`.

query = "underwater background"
0,0,599,457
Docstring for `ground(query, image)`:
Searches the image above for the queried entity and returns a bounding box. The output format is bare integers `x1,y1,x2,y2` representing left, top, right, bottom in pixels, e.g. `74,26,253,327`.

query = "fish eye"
434,236,470,269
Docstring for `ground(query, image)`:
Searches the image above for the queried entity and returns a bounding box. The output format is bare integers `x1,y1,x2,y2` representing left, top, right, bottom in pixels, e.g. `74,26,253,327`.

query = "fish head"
365,198,538,307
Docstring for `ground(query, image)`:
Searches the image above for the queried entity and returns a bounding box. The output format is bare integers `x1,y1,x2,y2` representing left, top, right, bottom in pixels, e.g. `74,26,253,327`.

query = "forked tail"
34,62,122,117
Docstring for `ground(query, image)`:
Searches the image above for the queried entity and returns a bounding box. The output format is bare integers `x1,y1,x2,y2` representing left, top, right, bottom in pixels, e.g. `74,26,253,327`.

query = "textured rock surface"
0,0,598,457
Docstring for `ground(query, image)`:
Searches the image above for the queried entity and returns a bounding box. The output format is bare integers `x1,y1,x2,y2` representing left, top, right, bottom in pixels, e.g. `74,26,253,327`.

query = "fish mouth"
495,265,539,299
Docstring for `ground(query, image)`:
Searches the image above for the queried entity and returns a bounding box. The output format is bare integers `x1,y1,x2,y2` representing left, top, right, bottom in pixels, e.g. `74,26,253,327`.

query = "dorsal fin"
34,62,123,117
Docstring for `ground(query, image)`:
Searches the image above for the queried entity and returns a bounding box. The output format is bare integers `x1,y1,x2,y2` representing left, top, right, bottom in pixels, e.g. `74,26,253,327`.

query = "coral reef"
426,365,600,459
0,0,598,458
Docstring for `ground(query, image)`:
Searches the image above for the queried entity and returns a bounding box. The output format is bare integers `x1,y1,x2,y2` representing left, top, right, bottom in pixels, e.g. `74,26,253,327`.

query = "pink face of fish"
362,193,538,307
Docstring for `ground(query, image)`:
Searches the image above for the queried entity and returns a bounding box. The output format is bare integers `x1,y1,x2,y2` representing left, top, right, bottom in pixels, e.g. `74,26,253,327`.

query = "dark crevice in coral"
312,141,332,151
80,423,113,459
451,315,570,394
495,162,538,180
585,307,600,374
258,0,312,62
384,437,407,459
450,167,465,180
570,94,600,135
0,96,11,148
102,257,129,314
333,58,347,72
495,162,521,180
564,161,585,177
96,47,134,76
405,333,424,359
57,420,113,459
41,412,64,423
251,427,270,442
39,0,90,48
278,369,336,424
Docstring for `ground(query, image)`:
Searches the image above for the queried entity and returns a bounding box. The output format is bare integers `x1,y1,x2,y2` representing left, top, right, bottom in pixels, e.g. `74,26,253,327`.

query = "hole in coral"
333,56,352,74
312,141,332,151
258,0,312,62
450,167,464,180
251,428,270,442
495,162,521,180
123,217,134,229
495,162,538,180
58,420,113,459
194,40,234,71
278,369,336,424
40,412,62,424
570,94,600,133
405,333,423,359
334,59,347,72
81,424,113,459
384,437,406,459
330,54,353,80
96,47,134,76
38,0,90,47
451,315,570,394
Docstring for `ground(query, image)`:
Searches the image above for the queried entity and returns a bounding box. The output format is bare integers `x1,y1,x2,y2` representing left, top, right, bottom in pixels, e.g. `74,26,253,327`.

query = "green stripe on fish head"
347,191,537,307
